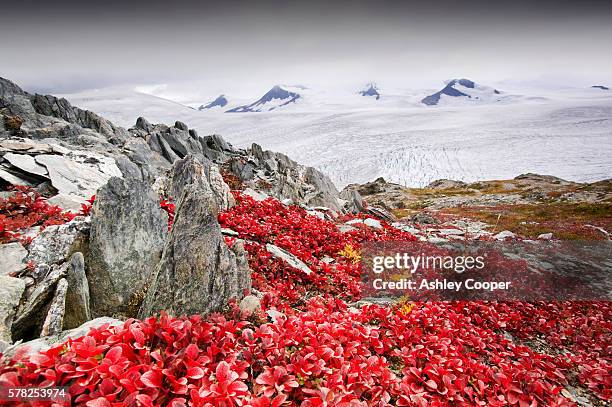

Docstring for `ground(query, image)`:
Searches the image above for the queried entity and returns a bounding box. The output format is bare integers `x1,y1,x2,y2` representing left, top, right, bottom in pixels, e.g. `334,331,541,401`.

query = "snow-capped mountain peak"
421,78,502,106
199,94,228,110
359,83,381,100
227,85,301,113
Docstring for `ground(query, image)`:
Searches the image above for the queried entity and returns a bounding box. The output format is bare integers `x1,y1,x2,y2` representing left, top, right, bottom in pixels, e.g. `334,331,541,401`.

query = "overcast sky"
1,0,611,100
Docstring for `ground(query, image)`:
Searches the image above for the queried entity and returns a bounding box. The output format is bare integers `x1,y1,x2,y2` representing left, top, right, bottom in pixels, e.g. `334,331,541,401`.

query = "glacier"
61,85,612,188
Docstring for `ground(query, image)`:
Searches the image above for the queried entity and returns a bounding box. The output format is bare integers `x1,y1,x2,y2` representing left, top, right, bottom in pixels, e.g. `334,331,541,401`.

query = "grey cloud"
1,0,611,95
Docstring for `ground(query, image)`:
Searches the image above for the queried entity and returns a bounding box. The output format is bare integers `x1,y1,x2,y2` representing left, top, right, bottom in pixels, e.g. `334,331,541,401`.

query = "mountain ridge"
226,85,301,113
199,94,229,110
421,78,501,106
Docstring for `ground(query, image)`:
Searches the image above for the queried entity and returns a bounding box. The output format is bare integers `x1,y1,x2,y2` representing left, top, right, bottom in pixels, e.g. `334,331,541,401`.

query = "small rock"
239,295,261,316
0,166,34,186
3,153,49,177
251,288,265,299
494,230,516,240
266,243,313,275
243,187,269,202
321,256,335,264
34,152,122,205
281,198,294,205
391,223,421,235
364,218,383,229
411,212,437,224
427,237,449,244
346,219,364,225
174,121,189,131
135,117,153,132
585,225,610,239
47,194,86,212
537,233,553,240
266,309,285,323
561,387,593,407
0,242,28,276
0,140,54,154
307,210,326,220
438,228,465,236
366,207,396,223
338,224,358,233
0,191,16,200
221,228,240,237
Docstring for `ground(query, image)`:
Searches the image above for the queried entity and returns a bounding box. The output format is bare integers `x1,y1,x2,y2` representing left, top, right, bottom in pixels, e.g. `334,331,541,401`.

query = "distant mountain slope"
199,95,228,110
227,85,300,112
421,78,502,106
359,83,380,100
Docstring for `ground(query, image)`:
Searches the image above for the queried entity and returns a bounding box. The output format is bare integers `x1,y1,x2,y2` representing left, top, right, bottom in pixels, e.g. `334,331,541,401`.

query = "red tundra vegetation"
0,186,80,245
0,190,610,406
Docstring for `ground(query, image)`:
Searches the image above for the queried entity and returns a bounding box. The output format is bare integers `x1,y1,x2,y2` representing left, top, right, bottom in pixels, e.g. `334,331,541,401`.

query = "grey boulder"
87,177,168,317
139,156,250,317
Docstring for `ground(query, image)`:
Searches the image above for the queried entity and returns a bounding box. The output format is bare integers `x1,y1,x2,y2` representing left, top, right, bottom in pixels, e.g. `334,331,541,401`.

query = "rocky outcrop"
2,76,344,212
0,138,123,210
341,178,406,219
0,76,350,346
427,179,468,189
87,177,168,317
344,174,612,213
227,143,342,210
140,157,250,317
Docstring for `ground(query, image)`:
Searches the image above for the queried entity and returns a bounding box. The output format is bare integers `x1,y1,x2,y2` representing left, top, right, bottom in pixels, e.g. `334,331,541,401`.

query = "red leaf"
141,370,162,388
